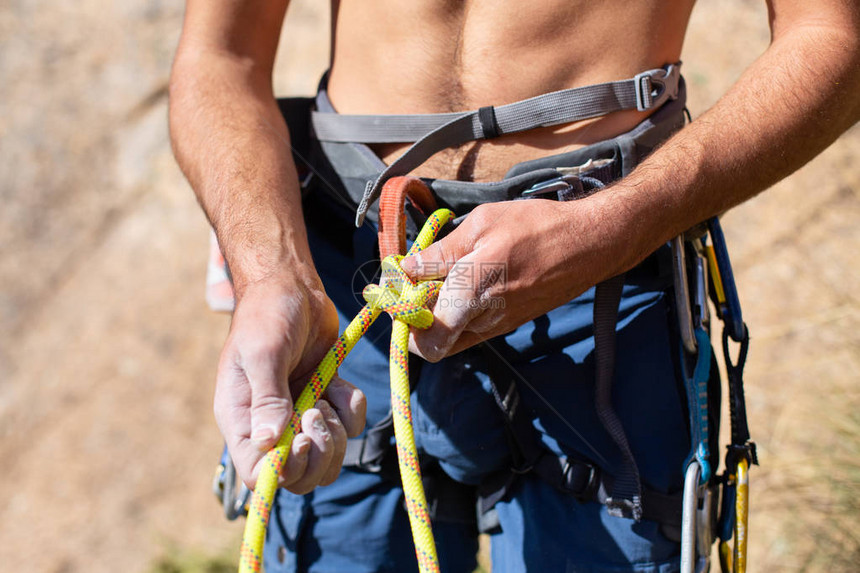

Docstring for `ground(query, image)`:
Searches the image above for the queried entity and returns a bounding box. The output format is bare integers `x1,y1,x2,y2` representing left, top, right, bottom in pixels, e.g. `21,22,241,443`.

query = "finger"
448,330,492,356
285,408,335,495
324,376,367,438
410,278,485,362
243,346,293,452
464,307,505,335
409,317,460,362
316,400,348,486
214,345,262,488
400,230,472,280
280,434,312,488
214,345,252,442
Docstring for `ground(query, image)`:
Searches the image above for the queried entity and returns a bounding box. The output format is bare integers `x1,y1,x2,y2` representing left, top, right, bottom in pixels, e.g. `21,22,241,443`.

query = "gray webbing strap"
310,64,681,226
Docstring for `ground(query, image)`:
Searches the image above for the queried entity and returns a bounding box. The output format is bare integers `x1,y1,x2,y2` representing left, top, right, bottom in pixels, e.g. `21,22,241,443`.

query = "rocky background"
1,1,857,571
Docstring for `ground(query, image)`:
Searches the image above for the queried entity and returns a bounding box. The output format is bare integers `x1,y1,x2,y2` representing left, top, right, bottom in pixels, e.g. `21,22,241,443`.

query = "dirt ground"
1,1,857,571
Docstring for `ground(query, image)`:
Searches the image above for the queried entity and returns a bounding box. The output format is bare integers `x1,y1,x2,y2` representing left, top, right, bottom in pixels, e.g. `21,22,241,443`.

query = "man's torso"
326,0,695,181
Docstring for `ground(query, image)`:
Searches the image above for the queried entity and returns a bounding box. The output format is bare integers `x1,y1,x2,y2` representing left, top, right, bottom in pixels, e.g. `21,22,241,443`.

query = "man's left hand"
400,197,622,361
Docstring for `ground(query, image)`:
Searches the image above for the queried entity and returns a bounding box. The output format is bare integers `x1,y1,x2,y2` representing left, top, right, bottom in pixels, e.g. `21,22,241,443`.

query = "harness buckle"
605,495,644,521
635,63,682,112
634,72,654,111
561,458,601,503
520,174,581,198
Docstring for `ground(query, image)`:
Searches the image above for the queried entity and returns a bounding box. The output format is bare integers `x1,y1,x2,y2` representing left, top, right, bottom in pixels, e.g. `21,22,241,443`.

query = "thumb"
400,229,473,280
246,356,293,451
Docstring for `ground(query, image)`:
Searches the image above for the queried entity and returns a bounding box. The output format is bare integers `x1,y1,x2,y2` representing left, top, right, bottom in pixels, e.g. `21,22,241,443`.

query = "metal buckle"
521,174,581,197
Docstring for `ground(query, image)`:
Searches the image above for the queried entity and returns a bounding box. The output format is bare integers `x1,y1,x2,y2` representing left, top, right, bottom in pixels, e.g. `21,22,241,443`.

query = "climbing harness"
235,203,454,573
310,63,682,226
210,61,757,570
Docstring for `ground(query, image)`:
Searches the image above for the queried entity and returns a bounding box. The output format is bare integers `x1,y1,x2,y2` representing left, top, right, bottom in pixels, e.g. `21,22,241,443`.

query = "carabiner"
693,250,710,331
521,174,582,197
672,236,697,355
212,444,251,520
707,218,745,342
680,460,713,573
734,457,750,573
718,451,753,573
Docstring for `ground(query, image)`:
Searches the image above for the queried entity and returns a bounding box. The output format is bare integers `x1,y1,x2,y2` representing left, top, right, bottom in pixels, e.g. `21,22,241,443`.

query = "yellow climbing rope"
238,209,454,573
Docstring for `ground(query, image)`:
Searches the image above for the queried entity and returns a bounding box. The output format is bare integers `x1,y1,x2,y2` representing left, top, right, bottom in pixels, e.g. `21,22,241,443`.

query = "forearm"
598,11,860,274
169,49,314,297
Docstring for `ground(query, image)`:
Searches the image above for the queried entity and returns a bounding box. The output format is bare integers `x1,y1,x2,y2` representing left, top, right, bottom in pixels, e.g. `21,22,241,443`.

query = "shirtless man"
169,1,859,571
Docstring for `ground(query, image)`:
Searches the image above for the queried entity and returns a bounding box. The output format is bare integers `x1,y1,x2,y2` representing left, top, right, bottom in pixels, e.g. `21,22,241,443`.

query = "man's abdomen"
326,0,695,180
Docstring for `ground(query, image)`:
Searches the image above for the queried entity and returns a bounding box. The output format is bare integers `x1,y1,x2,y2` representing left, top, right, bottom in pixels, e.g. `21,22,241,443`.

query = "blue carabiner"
707,217,745,342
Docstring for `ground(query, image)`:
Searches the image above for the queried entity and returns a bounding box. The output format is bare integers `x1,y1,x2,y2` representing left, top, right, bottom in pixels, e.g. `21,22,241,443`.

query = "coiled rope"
239,208,454,573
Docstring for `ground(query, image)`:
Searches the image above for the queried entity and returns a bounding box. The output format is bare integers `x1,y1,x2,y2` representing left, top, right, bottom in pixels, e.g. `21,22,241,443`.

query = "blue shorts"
264,89,693,572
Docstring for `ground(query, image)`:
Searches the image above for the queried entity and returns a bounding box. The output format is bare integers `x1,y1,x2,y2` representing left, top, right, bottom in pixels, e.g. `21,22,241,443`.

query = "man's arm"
607,0,860,268
169,0,366,491
403,0,860,360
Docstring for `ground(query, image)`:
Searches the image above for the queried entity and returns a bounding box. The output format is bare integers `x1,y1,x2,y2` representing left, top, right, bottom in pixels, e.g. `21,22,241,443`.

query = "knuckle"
346,400,367,438
469,203,491,227
420,344,445,363
287,481,314,496
236,458,258,490
433,242,456,271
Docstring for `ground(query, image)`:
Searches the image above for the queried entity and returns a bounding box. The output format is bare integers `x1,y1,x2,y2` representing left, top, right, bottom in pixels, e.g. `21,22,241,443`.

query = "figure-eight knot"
362,255,442,329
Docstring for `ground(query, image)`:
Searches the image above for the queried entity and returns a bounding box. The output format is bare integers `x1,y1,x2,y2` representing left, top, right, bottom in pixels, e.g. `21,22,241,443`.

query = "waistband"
304,69,687,225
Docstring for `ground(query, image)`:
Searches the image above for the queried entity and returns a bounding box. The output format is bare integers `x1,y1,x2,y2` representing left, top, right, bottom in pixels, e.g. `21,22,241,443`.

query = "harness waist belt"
310,63,682,226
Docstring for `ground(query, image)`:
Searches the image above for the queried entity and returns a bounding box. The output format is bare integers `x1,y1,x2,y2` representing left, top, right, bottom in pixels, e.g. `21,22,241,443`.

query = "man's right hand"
213,276,367,494
170,0,366,495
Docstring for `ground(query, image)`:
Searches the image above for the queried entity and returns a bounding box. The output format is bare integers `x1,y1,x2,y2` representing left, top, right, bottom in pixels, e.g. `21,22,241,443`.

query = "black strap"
531,452,601,502
593,274,644,521
344,418,479,525
343,412,399,479
723,323,758,466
